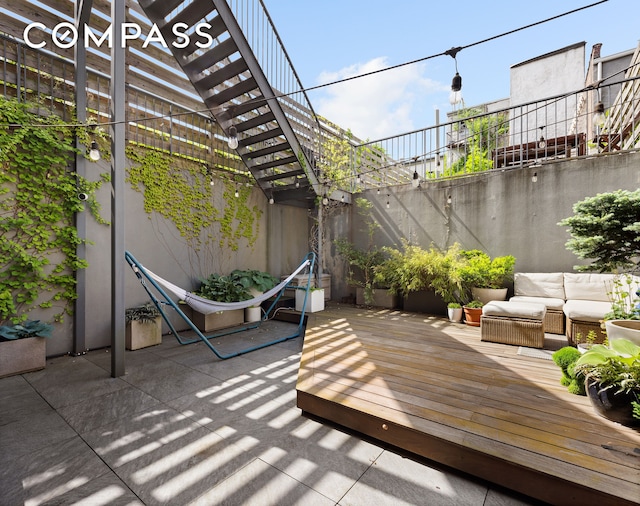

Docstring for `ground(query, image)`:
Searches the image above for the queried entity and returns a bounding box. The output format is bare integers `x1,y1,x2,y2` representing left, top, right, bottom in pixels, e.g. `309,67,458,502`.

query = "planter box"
0,337,46,378
126,317,162,350
295,289,325,313
356,287,399,308
282,274,315,298
192,308,244,332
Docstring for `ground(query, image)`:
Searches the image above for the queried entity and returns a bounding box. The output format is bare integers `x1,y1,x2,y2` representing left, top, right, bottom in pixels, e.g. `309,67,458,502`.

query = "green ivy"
125,145,260,252
0,96,108,325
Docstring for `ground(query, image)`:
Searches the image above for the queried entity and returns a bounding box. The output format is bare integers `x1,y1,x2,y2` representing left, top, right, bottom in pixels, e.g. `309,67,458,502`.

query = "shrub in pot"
462,300,484,327
459,250,515,303
0,319,53,377
230,269,279,322
193,273,249,331
575,338,640,427
125,303,162,350
447,302,463,323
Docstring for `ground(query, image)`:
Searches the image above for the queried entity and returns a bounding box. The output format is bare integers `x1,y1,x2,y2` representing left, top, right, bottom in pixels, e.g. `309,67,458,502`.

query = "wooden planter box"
126,317,162,350
0,337,46,378
192,308,244,332
356,287,399,308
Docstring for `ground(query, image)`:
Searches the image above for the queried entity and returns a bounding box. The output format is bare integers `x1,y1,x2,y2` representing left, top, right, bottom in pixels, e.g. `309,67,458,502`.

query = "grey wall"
45,157,311,356
326,152,640,307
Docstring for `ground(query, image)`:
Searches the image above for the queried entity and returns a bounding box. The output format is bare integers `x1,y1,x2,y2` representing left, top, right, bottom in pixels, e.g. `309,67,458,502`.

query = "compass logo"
23,22,215,50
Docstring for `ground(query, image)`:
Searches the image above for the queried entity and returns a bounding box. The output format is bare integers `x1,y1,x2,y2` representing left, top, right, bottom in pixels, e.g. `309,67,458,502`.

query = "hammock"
125,251,316,360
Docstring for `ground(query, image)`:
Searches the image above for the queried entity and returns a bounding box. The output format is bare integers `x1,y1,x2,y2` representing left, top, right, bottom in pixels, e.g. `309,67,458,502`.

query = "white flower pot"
245,306,262,323
604,319,640,346
295,289,325,313
447,307,463,322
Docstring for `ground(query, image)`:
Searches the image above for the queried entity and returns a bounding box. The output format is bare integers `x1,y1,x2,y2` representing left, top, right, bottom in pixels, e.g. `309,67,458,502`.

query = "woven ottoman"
481,301,546,348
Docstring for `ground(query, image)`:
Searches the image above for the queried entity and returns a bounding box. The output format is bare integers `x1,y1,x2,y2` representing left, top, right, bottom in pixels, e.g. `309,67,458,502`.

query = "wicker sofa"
509,272,627,345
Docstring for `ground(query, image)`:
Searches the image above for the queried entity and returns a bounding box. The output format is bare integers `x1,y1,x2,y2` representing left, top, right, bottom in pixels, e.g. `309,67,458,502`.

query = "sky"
266,0,639,141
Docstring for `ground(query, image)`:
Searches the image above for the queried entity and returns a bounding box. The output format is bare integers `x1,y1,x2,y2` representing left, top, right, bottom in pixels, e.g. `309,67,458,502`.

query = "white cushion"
514,272,565,299
563,299,612,321
563,273,616,302
510,295,565,310
483,301,546,320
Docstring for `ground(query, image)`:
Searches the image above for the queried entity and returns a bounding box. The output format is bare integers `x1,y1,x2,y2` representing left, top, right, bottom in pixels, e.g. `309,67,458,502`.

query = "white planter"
295,289,325,313
245,306,262,323
471,287,508,305
126,316,162,350
604,320,640,346
447,307,463,322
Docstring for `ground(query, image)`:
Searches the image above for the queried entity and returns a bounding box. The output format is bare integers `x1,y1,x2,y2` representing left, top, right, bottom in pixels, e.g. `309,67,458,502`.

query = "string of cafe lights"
0,0,608,132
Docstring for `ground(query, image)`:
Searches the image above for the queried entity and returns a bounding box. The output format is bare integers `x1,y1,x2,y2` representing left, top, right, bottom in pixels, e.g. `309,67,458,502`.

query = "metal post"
111,0,126,377
73,0,93,357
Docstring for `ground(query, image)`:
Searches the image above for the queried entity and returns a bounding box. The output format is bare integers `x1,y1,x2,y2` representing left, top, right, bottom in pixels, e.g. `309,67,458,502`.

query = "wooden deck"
296,304,640,506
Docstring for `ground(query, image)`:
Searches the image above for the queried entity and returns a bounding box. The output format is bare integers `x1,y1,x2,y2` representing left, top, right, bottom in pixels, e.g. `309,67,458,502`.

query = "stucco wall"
326,151,640,310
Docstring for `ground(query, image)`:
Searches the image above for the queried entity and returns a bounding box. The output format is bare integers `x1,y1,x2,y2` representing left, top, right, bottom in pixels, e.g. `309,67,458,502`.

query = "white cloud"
313,57,444,140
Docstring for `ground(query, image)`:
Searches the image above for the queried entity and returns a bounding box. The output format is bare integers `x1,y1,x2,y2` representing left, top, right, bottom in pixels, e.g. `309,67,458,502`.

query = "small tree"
558,189,640,273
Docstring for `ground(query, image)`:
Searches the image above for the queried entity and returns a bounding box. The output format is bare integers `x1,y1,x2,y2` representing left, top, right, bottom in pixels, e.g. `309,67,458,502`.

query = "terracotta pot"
585,377,639,427
463,307,483,327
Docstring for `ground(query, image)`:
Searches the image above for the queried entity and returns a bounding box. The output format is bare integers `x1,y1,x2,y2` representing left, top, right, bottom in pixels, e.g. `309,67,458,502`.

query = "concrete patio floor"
1,320,547,505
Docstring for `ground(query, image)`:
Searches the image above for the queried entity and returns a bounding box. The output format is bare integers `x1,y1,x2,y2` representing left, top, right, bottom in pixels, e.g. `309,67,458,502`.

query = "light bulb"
269,196,274,205
322,195,329,206
447,195,452,204
412,170,419,188
356,174,362,185
227,126,239,149
538,136,546,149
386,194,390,209
449,90,462,106
209,180,215,186
234,186,239,198
531,172,538,183
593,102,605,128
89,140,100,161
295,178,300,188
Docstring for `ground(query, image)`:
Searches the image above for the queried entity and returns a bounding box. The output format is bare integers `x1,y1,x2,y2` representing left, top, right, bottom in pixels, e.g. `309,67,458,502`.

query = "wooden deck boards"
296,304,640,506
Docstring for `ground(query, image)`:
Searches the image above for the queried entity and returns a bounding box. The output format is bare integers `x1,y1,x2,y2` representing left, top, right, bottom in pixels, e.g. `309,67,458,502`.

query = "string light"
531,172,538,183
88,140,100,161
386,194,390,209
234,184,239,198
538,127,546,149
412,169,420,188
227,125,239,149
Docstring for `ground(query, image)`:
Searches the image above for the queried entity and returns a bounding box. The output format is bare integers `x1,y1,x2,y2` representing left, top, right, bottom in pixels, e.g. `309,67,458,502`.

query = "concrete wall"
326,152,640,310
44,157,311,356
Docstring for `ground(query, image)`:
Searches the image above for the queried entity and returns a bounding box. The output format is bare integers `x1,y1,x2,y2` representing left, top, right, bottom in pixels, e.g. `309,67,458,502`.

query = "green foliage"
459,250,516,290
0,319,54,340
126,146,261,253
444,108,508,177
552,346,586,395
195,273,251,303
558,189,640,273
0,96,107,325
576,339,640,417
125,303,161,324
464,300,484,309
604,274,640,320
230,269,278,293
334,198,386,304
447,302,462,309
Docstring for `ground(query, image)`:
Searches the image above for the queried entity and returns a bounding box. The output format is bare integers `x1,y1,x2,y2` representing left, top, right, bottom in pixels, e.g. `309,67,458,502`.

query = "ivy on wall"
0,97,108,324
125,145,261,253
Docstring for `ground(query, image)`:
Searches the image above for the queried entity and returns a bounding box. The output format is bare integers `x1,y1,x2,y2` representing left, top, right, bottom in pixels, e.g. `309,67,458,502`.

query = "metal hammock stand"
124,251,316,360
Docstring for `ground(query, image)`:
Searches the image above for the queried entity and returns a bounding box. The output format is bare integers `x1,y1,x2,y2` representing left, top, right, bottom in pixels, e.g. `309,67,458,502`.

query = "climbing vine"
0,96,108,324
125,145,261,253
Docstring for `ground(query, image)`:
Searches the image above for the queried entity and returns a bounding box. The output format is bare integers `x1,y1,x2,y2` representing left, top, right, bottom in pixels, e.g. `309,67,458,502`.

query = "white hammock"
143,260,311,314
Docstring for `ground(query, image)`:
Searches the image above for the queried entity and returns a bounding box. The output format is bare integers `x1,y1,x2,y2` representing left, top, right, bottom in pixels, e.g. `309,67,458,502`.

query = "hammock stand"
124,251,316,360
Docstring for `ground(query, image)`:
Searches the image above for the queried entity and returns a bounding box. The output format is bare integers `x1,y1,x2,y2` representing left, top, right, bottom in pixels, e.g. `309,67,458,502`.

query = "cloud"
313,57,443,140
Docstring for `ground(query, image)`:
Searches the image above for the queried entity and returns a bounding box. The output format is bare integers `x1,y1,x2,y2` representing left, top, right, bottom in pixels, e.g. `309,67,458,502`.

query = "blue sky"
266,0,639,140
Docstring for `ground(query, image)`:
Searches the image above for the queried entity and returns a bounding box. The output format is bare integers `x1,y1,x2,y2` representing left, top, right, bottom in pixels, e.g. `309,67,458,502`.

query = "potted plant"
603,274,640,345
0,319,53,378
230,269,279,322
575,330,600,354
447,302,463,323
575,338,640,427
463,300,484,327
125,303,162,350
459,250,516,304
295,287,325,313
334,198,396,308
193,273,249,331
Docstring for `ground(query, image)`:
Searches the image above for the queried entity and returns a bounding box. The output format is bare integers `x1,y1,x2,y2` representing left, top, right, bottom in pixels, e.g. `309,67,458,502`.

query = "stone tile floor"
1,321,548,505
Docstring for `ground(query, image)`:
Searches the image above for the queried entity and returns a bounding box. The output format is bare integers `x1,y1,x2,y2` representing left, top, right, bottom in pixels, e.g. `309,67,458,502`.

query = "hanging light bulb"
269,194,274,205
88,140,100,161
446,47,463,106
234,185,239,198
295,177,300,188
386,194,390,209
209,179,215,186
227,125,239,149
531,172,538,183
593,101,605,128
538,127,546,149
322,193,329,206
447,195,452,205
341,194,345,202
356,174,362,185
412,169,420,188
376,186,380,195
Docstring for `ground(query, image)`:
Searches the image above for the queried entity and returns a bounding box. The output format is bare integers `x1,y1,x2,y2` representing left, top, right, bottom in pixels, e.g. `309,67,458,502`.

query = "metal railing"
352,75,640,188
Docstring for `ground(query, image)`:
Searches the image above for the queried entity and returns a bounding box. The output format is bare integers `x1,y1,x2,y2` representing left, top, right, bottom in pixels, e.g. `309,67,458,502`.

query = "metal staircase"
137,0,338,207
